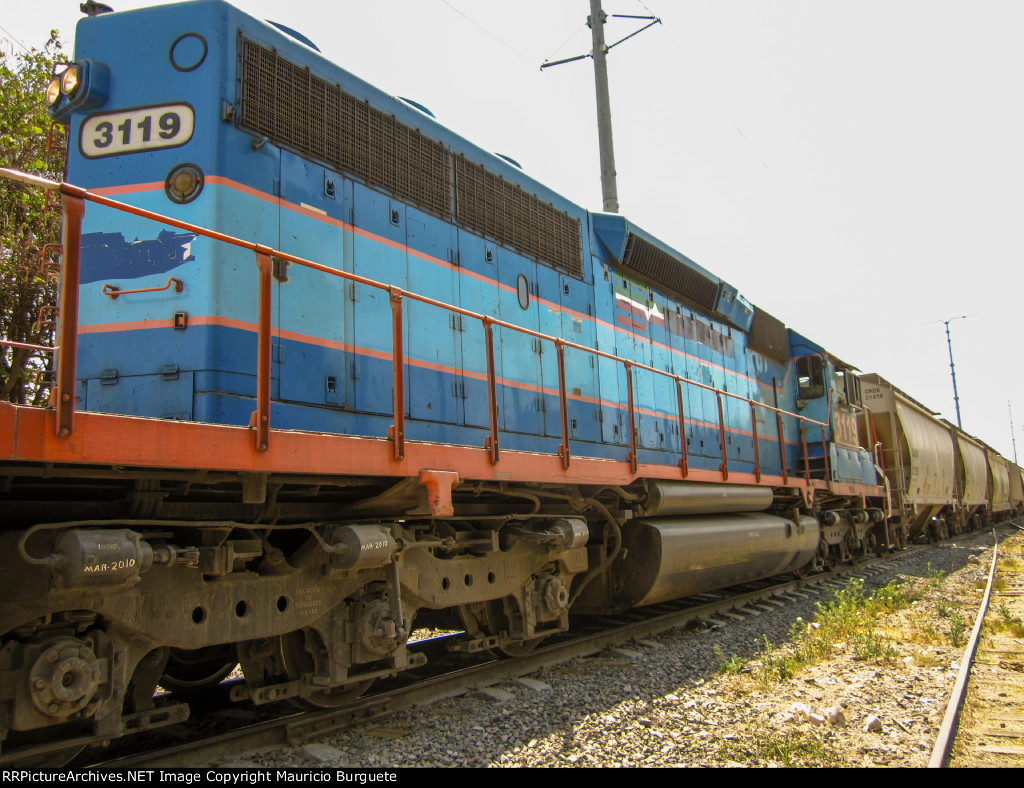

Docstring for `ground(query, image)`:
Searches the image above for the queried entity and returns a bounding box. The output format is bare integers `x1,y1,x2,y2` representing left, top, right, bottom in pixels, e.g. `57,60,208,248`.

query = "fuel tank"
642,481,773,517
574,511,819,614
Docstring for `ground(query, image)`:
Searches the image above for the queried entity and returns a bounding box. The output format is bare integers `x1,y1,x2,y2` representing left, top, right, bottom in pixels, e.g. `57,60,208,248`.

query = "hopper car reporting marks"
0,0,1020,762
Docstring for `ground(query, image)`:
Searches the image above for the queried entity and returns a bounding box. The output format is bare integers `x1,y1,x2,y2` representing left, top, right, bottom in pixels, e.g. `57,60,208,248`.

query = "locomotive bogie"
0,508,595,740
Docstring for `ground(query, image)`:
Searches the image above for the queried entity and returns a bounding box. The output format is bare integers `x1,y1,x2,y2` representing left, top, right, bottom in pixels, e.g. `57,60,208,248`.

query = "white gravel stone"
474,686,515,702
302,743,343,763
824,706,847,725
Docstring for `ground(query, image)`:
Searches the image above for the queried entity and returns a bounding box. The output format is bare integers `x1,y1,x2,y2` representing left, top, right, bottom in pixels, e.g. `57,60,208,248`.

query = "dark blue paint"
80,230,197,284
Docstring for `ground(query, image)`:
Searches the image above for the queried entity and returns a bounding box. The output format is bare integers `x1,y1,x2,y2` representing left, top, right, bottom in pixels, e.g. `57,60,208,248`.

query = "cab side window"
797,355,825,400
835,369,863,407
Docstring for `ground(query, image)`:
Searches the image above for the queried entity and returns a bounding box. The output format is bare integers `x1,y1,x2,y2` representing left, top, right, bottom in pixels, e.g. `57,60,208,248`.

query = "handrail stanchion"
716,391,728,480
800,420,810,483
483,317,500,465
252,251,273,452
625,363,638,475
389,286,405,462
675,378,688,478
750,402,761,483
555,340,571,470
777,412,788,484
821,427,831,482
55,191,85,438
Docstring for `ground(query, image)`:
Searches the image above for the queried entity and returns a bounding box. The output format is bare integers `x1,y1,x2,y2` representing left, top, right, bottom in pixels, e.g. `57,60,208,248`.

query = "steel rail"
928,527,1002,768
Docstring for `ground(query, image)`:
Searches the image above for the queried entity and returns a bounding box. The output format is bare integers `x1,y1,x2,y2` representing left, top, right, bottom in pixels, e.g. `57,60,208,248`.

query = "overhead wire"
0,25,32,56
437,0,529,61
543,22,589,66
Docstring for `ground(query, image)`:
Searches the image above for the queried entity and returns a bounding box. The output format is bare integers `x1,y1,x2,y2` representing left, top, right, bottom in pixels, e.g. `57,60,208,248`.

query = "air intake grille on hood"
621,233,718,311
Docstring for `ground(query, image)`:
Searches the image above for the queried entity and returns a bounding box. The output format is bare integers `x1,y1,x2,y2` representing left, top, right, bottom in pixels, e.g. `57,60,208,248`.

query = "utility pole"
589,0,618,213
1011,402,1019,464
927,315,974,429
541,3,661,214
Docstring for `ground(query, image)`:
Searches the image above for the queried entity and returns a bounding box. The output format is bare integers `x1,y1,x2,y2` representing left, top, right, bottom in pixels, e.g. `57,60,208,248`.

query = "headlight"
44,78,62,106
60,65,81,97
46,59,110,122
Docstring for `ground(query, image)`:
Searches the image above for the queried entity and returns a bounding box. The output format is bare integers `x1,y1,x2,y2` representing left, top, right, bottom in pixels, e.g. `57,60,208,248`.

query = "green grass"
926,563,947,589
947,609,968,647
755,636,797,682
721,730,843,767
745,578,912,686
988,604,1024,638
853,624,900,663
717,652,747,675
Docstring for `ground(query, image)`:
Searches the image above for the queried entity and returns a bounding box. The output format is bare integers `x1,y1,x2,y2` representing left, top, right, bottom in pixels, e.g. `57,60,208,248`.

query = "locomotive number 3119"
80,103,195,159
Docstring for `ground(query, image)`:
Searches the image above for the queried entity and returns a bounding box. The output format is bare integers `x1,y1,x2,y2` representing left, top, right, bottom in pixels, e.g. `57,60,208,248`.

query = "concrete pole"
589,0,619,213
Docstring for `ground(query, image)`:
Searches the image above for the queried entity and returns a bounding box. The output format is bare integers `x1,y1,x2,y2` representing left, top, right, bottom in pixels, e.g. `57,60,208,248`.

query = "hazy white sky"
5,0,1024,461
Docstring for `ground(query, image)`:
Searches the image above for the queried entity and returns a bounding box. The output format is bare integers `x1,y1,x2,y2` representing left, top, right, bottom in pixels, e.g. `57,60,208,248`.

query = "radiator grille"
621,234,718,312
239,37,583,278
239,37,452,219
747,307,788,360
455,156,582,277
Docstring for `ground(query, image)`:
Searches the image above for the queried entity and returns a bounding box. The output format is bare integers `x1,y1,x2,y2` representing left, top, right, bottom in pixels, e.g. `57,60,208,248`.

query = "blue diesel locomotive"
0,0,1013,761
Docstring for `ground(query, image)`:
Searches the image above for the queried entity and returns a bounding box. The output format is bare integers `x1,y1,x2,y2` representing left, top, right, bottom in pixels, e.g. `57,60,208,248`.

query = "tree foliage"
0,32,66,404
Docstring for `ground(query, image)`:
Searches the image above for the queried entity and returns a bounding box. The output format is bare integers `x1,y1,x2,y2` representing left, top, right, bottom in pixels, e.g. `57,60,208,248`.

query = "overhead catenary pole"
589,0,618,213
928,315,974,429
945,320,962,428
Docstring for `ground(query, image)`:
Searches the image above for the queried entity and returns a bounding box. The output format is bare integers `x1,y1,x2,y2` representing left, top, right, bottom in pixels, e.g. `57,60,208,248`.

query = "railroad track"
66,529,1012,770
85,555,908,769
936,525,1024,766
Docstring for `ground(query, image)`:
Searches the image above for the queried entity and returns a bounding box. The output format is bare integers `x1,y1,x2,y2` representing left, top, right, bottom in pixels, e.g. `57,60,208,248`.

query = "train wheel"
239,631,373,710
160,645,238,695
279,631,374,710
845,532,863,564
817,541,840,571
459,601,546,658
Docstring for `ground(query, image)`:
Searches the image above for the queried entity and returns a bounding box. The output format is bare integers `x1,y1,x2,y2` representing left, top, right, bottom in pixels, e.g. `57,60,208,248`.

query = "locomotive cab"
793,352,875,486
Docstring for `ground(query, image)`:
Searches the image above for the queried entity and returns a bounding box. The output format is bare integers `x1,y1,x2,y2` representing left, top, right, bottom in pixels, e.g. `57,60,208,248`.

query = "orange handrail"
102,277,183,298
0,168,832,482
